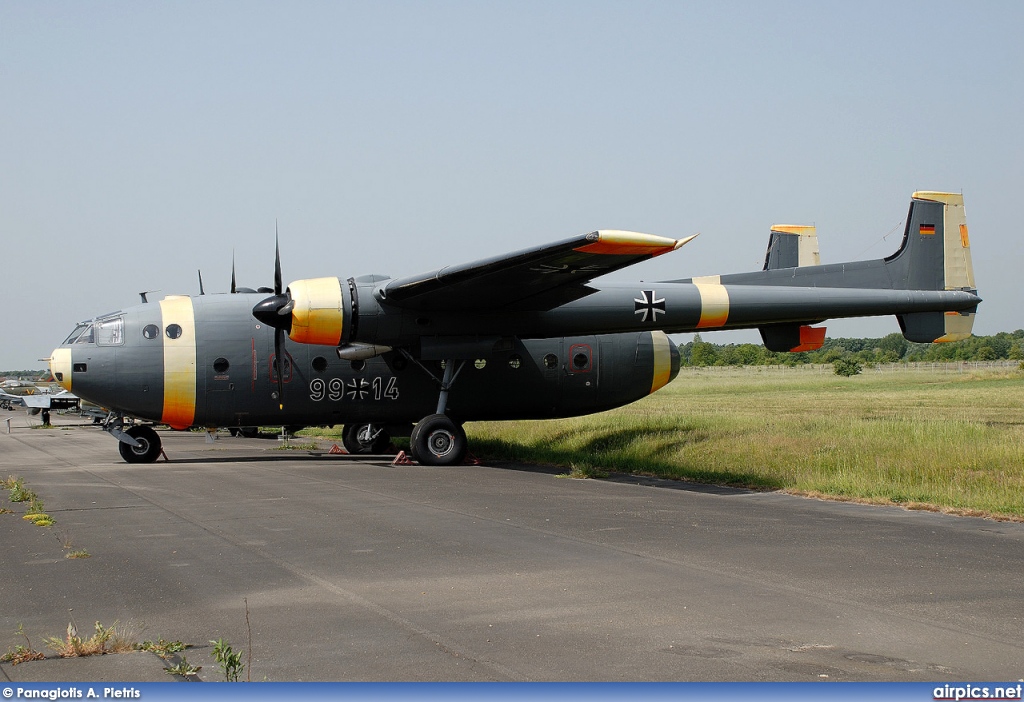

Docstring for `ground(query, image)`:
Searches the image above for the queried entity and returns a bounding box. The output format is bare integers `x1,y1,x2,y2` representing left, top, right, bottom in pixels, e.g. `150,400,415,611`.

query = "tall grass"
466,367,1024,518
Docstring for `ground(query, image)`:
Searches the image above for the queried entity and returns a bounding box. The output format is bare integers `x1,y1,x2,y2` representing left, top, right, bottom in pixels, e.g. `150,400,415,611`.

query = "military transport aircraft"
46,191,979,465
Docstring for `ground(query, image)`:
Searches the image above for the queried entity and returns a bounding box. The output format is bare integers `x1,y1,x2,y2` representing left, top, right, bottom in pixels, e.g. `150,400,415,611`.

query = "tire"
412,414,467,466
117,425,162,464
342,423,390,454
407,422,423,462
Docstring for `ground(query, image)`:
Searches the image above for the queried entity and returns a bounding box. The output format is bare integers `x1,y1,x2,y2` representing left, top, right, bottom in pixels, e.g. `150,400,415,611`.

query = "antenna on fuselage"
139,290,158,304
198,270,206,295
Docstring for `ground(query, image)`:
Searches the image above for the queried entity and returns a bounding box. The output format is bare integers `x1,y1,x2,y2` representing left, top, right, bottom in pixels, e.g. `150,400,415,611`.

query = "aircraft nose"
49,348,73,391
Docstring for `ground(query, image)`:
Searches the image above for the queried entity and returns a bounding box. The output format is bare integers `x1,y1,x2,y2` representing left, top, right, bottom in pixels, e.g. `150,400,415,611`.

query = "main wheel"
412,414,467,466
342,423,390,454
117,425,162,464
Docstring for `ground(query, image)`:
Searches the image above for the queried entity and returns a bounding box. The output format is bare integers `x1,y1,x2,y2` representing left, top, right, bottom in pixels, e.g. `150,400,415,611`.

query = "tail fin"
763,225,820,270
887,192,977,342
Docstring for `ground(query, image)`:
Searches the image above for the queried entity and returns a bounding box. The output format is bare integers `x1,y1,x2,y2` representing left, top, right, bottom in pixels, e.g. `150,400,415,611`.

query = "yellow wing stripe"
160,296,196,430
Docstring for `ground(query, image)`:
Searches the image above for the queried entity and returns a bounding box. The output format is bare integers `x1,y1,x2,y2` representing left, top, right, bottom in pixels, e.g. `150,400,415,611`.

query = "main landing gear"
409,413,467,466
401,354,469,466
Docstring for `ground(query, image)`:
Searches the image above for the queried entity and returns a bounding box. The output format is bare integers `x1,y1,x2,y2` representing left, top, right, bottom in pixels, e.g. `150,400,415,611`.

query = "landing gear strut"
402,355,470,466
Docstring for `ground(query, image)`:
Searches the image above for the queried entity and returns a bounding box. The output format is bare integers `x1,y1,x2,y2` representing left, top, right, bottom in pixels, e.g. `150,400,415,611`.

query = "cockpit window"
95,317,124,346
72,324,95,345
63,323,91,345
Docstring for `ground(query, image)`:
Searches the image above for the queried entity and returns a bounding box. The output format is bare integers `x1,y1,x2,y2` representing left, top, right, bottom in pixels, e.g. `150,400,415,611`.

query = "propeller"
252,230,293,410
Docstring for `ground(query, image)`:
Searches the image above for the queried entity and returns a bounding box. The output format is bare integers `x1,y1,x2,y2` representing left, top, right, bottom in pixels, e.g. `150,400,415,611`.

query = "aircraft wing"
0,389,25,406
19,394,50,408
380,230,696,311
17,391,79,410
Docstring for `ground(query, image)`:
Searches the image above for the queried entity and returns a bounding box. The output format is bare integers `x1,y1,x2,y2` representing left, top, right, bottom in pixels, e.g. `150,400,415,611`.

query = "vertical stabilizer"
763,225,819,270
891,192,977,342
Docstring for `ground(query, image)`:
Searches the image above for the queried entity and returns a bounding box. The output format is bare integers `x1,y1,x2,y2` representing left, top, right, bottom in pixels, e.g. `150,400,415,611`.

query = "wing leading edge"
380,230,696,312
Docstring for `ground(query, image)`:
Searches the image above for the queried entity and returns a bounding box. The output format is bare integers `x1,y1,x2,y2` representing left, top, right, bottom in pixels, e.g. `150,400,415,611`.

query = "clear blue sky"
2,1,1021,370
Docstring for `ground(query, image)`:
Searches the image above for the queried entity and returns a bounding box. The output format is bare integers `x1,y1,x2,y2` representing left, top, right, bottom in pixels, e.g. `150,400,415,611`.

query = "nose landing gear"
342,423,391,454
116,424,163,464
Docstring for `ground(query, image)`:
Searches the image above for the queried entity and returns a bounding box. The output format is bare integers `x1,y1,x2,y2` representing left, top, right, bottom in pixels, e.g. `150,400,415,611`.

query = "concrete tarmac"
2,416,1023,682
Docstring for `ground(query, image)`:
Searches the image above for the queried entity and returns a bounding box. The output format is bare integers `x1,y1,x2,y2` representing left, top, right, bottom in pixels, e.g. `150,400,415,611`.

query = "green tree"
878,332,908,360
688,335,719,366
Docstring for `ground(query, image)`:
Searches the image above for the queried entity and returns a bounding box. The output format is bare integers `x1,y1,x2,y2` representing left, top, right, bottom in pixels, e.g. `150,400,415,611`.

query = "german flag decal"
919,224,936,235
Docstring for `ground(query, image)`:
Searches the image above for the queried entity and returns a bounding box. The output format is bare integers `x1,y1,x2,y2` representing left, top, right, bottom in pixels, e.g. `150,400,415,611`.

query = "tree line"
679,330,1024,367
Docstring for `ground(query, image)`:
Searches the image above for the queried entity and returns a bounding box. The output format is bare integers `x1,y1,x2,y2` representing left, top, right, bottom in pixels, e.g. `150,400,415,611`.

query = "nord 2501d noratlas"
47,191,979,465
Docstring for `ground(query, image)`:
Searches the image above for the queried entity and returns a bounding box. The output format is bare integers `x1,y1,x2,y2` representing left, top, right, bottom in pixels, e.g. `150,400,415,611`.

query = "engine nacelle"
286,277,348,346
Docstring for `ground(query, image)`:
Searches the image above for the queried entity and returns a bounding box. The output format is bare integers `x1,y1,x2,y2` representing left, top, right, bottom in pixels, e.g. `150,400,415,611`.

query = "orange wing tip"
789,325,826,353
575,230,695,256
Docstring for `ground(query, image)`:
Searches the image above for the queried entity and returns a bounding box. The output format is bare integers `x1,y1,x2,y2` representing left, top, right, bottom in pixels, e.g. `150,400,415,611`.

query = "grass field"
463,366,1024,520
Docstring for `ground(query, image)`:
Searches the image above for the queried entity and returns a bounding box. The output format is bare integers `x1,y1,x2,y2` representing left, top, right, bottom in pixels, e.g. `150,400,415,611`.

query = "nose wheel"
342,423,391,454
117,425,162,464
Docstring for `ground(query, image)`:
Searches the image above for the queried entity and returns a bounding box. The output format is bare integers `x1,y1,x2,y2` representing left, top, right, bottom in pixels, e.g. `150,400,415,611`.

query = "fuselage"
49,291,680,430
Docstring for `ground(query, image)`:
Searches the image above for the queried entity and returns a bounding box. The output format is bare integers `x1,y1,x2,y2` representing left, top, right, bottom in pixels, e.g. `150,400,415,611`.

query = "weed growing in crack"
0,624,45,665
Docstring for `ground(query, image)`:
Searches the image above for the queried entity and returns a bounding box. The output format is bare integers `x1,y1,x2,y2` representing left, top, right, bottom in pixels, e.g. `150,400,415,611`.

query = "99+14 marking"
309,376,399,402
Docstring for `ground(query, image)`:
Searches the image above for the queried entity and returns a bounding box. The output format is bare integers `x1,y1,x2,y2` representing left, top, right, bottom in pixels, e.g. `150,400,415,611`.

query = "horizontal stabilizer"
898,310,976,343
760,324,827,352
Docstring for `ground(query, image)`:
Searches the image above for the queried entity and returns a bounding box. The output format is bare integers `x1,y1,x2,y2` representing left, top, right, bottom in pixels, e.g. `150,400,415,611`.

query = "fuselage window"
165,324,183,340
213,358,230,373
543,353,558,369
474,359,487,370
96,318,124,346
312,356,328,373
351,360,366,372
508,354,522,369
142,324,159,340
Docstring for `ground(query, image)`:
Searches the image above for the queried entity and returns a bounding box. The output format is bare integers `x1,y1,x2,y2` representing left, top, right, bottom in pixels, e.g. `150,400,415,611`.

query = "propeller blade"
274,223,282,296
274,328,285,410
